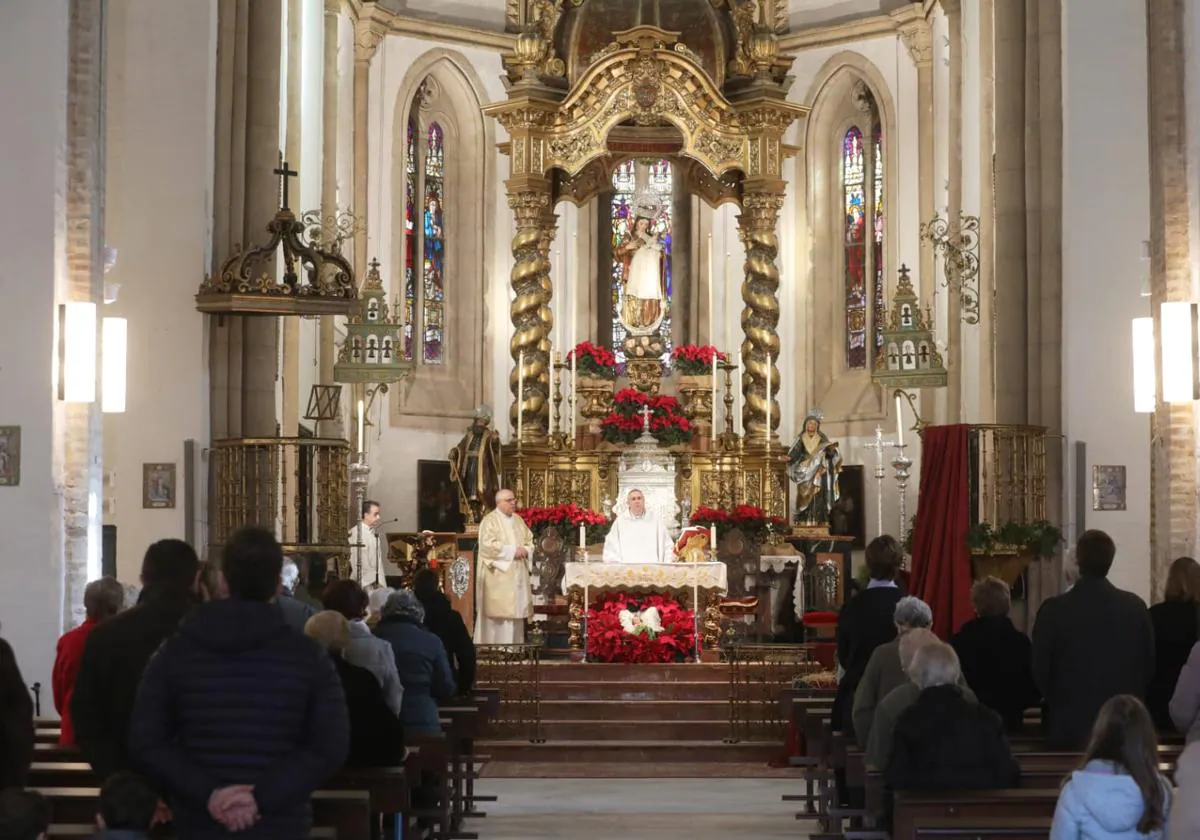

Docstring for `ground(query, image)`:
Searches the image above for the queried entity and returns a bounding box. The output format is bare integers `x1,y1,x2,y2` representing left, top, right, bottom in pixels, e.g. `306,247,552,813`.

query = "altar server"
603,489,674,564
475,489,535,644
349,500,386,590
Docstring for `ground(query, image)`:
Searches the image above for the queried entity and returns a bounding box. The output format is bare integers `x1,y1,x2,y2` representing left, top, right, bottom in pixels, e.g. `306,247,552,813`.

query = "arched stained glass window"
610,158,673,368
843,127,868,369
872,123,885,357
401,81,447,367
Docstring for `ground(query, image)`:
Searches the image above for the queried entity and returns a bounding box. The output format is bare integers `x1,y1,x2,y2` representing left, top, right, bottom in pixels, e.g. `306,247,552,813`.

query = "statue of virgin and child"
615,206,667,334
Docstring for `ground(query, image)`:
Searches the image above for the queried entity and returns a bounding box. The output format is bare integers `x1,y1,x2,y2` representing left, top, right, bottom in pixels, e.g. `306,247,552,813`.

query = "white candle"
357,399,365,456
711,354,718,442
579,522,586,550
517,350,525,443
571,352,578,443
570,232,578,353
707,232,714,344
724,251,733,352
735,352,743,435
709,524,717,552
554,249,562,348
765,354,772,444
895,393,905,447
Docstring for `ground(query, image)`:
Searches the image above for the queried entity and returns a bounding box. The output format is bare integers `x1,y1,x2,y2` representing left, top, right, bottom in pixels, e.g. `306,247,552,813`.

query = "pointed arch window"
402,83,447,365
841,116,885,370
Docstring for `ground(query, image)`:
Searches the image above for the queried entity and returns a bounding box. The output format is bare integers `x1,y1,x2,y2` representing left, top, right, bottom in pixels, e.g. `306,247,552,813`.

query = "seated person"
951,575,1040,730
306,611,406,767
603,489,673,564
1053,695,1170,840
886,642,1018,792
95,771,159,839
865,628,976,772
413,569,476,696
0,788,50,840
853,595,934,746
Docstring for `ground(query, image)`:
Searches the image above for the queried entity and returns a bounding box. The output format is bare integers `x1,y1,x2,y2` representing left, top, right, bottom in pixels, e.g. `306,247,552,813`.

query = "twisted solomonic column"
738,190,784,440
508,189,552,442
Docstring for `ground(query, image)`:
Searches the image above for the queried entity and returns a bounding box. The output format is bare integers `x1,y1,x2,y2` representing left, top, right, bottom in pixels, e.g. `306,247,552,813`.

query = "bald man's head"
495,489,516,515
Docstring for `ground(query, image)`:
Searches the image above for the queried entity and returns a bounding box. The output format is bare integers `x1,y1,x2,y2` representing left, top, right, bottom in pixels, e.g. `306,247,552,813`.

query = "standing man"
474,489,534,644
1032,529,1154,749
602,489,673,564
350,500,385,591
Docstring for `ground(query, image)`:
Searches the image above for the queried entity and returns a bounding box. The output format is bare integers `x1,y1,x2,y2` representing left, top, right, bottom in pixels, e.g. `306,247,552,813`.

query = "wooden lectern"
386,530,477,634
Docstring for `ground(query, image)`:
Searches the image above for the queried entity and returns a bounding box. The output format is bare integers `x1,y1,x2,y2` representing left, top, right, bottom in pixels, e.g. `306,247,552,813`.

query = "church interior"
0,0,1194,836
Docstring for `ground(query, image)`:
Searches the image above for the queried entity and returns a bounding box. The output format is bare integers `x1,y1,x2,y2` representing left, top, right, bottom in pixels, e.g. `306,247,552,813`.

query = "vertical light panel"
59,302,97,403
1160,301,1199,402
102,317,127,414
1131,317,1155,413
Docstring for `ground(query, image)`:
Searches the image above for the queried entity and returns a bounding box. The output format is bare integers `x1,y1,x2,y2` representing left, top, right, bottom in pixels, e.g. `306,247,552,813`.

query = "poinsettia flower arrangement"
566,341,618,379
586,592,695,663
691,504,787,543
600,388,694,447
670,344,727,376
516,503,611,545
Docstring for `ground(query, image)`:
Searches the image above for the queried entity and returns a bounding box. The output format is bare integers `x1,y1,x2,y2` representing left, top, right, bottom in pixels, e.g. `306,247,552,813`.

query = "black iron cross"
274,153,298,210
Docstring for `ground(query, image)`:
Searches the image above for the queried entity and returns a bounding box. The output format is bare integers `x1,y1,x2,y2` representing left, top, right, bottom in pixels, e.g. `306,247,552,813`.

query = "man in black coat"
72,539,200,780
129,527,349,838
1032,529,1154,749
413,568,476,695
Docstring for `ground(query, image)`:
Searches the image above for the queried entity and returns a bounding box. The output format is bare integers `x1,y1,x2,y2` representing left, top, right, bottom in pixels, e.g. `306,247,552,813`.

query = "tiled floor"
473,778,807,839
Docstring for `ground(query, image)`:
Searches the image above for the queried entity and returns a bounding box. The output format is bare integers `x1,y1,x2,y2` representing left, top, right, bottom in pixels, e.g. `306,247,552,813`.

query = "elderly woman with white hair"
373,590,455,736
852,595,934,746
276,558,317,633
885,642,1018,794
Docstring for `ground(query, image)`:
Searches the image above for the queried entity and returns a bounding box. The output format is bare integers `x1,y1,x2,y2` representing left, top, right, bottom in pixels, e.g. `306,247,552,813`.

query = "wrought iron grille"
476,644,544,742
726,643,822,742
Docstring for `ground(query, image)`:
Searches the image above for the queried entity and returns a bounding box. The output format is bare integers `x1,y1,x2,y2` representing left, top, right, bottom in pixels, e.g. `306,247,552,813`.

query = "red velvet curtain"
910,424,974,639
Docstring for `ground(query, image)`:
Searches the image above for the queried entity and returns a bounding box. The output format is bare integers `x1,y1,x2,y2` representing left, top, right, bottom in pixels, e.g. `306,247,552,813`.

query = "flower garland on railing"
586,592,695,663
670,344,727,376
600,388,694,447
516,503,611,546
690,504,787,544
566,341,618,379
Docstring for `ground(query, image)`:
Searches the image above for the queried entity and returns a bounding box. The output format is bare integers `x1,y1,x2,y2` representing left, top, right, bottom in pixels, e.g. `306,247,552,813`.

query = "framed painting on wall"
1092,465,1126,511
143,463,177,509
831,464,866,549
417,459,464,533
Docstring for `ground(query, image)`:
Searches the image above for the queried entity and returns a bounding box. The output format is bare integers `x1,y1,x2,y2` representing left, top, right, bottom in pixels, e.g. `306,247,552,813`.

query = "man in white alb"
603,489,674,564
349,499,385,590
474,489,534,644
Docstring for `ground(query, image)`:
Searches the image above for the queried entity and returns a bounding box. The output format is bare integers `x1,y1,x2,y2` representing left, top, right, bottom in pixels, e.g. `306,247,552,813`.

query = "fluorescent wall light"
102,317,127,414
1132,317,1155,413
58,302,97,403
1160,301,1200,402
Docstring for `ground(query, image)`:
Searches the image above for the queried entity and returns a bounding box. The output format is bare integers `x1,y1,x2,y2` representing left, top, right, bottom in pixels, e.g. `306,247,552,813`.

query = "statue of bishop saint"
474,489,534,644
603,489,674,564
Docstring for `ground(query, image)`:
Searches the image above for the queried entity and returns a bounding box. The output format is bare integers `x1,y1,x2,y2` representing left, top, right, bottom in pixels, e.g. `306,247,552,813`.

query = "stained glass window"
422,122,445,365
402,113,417,361
610,159,674,368
872,123,885,358
843,127,868,369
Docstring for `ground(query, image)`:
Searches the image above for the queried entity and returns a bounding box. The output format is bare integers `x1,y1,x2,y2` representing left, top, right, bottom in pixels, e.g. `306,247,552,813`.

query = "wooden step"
528,662,729,683
497,679,730,701
477,739,781,763
536,699,731,721
535,719,733,740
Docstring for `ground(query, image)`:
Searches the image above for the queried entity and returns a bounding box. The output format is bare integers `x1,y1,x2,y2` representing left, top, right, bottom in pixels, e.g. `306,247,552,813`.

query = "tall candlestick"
724,251,733,352
548,343,556,436
735,352,743,435
357,399,365,456
571,352,578,444
895,393,904,447
711,354,718,442
517,351,525,443
554,249,562,348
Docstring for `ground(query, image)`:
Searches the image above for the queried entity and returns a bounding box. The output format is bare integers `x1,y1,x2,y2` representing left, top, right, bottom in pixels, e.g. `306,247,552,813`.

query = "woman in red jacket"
52,577,124,745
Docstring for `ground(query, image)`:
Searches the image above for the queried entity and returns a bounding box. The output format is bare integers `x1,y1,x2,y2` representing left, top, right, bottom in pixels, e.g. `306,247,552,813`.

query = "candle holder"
348,455,371,584
864,425,895,540
891,443,913,537
551,352,563,448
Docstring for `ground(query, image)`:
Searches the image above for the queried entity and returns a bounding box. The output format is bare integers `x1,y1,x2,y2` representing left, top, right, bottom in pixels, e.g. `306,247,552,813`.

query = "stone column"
943,0,964,422
353,15,387,282
737,188,784,441
318,0,340,437
1147,0,1196,594
64,0,107,624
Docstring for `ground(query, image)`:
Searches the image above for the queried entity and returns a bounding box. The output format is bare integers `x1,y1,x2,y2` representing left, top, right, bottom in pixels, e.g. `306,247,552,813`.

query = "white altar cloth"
562,561,729,599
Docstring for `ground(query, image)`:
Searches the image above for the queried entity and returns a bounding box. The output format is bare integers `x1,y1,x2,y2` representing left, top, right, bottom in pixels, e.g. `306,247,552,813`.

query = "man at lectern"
474,489,534,644
603,489,673,564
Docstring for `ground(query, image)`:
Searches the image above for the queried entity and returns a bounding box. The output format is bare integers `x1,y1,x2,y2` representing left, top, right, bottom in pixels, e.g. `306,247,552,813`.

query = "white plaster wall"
364,37,508,528
103,0,216,579
0,0,70,691
1061,0,1151,600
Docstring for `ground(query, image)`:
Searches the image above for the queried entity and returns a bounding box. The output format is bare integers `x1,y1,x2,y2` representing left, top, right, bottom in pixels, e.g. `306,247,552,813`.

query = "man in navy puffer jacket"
129,527,349,838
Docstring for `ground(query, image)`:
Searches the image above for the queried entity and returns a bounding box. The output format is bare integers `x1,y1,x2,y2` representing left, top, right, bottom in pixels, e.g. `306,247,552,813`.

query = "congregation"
0,526,476,839
832,529,1200,839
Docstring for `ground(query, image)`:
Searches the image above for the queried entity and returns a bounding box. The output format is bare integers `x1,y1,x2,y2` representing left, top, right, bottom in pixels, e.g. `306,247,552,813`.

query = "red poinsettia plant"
516,503,611,546
600,388,694,447
566,341,617,379
671,344,728,376
691,504,787,543
586,592,696,663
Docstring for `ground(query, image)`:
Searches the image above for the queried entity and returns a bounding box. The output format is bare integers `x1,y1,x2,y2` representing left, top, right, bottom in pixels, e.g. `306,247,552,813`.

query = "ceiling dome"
559,0,733,89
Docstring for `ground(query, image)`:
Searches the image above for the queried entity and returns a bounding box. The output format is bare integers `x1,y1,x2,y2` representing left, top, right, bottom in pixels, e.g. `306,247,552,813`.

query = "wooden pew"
910,816,1052,839
45,827,337,839
779,691,835,819
32,787,370,839
892,789,1060,840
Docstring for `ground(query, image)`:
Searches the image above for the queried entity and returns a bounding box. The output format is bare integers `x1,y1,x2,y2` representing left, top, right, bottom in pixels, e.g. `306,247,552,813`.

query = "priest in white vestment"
603,489,674,564
474,489,534,644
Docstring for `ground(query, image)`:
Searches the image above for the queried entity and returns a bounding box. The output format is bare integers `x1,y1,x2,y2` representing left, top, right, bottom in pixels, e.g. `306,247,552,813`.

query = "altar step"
539,699,730,721
536,719,734,740
536,680,731,701
477,739,781,764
